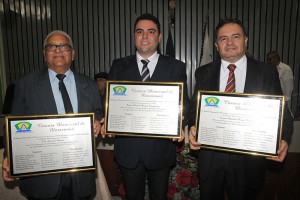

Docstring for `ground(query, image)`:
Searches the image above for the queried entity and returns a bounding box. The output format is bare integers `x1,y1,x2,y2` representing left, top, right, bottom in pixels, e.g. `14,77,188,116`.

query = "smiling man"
188,18,293,200
108,13,190,200
2,30,103,200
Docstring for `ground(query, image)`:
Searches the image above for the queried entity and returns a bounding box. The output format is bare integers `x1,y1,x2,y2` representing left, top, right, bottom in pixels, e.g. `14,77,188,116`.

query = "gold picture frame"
195,91,284,157
6,113,96,178
105,81,184,139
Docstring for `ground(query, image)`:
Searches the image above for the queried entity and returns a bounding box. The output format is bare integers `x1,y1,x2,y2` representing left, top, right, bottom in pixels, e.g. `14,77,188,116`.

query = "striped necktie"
141,59,150,81
225,64,236,92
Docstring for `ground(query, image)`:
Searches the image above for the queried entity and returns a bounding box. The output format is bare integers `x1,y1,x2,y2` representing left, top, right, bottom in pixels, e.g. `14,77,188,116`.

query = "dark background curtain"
0,0,300,114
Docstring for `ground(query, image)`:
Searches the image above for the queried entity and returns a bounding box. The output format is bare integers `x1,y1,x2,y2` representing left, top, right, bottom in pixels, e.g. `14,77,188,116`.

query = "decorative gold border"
195,91,284,157
5,113,96,178
105,80,184,139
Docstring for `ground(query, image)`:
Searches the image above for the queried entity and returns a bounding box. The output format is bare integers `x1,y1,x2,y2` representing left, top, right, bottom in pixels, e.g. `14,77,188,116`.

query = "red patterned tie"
225,64,236,92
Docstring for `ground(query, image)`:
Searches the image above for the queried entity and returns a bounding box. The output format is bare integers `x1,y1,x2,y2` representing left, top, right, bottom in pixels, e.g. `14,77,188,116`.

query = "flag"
199,16,213,67
166,29,175,58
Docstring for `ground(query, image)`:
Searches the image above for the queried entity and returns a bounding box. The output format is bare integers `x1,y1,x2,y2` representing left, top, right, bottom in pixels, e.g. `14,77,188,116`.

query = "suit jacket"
9,68,103,198
189,57,294,187
108,54,190,170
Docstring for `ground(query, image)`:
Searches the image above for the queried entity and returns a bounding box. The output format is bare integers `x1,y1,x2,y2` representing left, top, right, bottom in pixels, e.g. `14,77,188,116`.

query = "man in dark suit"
189,18,293,200
94,72,108,112
108,13,190,200
2,30,103,200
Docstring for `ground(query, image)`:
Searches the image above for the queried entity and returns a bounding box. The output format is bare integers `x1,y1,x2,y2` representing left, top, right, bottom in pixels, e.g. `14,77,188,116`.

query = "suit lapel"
150,55,169,81
35,68,58,114
209,60,221,91
244,59,259,93
126,55,143,81
74,73,90,113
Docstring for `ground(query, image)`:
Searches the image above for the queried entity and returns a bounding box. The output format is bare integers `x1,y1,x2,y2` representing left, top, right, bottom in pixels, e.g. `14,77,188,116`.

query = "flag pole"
198,12,210,68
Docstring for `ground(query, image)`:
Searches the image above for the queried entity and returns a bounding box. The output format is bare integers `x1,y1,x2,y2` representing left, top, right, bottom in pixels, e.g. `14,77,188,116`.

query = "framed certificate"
6,113,96,178
105,81,183,138
195,91,284,157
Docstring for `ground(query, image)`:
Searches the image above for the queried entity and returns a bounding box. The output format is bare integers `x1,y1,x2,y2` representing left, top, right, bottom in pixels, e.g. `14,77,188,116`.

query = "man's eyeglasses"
45,44,72,52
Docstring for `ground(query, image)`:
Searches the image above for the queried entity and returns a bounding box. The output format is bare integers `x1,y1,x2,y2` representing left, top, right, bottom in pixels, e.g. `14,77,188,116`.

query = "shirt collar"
48,68,73,82
136,51,159,64
221,55,247,71
277,62,283,69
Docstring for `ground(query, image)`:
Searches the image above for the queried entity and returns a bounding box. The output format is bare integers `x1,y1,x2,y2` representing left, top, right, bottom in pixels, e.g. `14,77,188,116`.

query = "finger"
93,120,100,127
267,149,287,162
189,126,197,137
189,142,201,150
100,125,106,138
177,129,185,142
267,156,283,162
99,118,105,124
2,170,14,181
189,132,197,143
277,141,288,154
270,140,288,162
94,127,100,137
2,158,14,181
94,119,103,137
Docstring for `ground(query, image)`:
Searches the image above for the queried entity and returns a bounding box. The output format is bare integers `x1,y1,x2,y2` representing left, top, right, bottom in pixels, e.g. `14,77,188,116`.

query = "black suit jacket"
108,54,190,170
9,68,103,198
189,57,293,186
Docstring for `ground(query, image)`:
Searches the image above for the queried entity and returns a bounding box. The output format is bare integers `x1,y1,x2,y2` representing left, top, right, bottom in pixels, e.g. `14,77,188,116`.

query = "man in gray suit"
108,13,190,200
189,18,293,200
2,30,103,200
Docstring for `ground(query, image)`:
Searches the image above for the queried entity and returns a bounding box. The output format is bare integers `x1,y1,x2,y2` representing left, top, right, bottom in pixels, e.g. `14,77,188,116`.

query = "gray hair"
43,30,74,49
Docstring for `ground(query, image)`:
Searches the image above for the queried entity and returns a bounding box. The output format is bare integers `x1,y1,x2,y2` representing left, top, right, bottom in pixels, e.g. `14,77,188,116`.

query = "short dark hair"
215,18,248,39
266,51,280,63
134,13,161,33
94,72,108,80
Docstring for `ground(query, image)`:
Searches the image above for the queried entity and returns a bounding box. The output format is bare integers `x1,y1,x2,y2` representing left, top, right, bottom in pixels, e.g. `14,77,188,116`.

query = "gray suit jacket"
9,68,103,198
189,57,293,187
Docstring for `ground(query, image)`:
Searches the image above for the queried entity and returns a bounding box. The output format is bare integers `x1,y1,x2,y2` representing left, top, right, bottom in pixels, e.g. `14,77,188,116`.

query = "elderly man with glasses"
2,30,104,200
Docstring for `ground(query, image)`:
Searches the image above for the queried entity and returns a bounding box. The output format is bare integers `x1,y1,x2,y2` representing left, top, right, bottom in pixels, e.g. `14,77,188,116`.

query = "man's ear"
215,43,219,51
245,36,248,48
159,32,162,42
71,49,75,61
43,50,47,61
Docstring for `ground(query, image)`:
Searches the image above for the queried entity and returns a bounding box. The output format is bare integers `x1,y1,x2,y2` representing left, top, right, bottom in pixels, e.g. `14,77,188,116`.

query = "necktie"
56,74,74,113
141,59,150,81
225,64,237,92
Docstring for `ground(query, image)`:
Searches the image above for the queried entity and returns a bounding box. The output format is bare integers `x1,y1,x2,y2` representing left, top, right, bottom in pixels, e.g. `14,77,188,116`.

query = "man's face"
134,20,162,58
97,78,106,91
169,0,176,9
44,34,75,74
215,23,248,63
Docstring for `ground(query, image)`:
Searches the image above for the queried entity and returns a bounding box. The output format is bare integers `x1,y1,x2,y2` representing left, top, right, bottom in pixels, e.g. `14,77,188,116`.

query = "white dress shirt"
136,51,160,78
49,68,78,114
219,55,247,93
277,62,294,103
